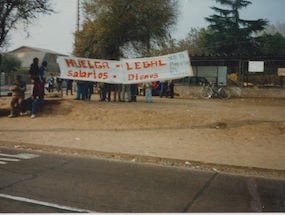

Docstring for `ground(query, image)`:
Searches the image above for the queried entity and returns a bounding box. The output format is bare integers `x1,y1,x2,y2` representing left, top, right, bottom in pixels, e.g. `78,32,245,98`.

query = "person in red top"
24,77,43,119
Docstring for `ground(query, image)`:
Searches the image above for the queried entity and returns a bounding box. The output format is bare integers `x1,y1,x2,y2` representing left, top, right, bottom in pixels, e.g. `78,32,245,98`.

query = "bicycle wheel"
200,86,213,99
218,87,231,99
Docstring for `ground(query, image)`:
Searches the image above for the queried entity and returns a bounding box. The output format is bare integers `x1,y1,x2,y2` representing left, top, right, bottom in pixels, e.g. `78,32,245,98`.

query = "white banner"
58,51,193,84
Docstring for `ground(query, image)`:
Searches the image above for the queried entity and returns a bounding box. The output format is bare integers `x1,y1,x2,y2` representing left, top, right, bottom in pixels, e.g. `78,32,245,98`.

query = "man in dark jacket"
29,57,39,79
24,77,42,119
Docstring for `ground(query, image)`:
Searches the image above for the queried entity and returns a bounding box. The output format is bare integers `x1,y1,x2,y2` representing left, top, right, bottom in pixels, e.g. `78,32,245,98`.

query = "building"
8,46,68,83
176,54,285,87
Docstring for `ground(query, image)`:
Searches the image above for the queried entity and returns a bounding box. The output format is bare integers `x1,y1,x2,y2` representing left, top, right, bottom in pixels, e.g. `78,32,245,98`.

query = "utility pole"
0,75,1,97
77,0,80,32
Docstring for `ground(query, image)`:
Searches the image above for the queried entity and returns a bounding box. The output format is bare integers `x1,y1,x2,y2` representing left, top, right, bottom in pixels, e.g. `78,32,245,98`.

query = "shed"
8,46,68,71
6,46,68,83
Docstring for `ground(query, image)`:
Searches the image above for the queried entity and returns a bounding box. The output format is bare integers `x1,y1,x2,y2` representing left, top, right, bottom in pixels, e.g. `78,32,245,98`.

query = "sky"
6,0,285,56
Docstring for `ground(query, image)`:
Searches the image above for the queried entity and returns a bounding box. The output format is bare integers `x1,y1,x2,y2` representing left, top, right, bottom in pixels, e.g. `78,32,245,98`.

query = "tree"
257,33,285,55
73,0,179,59
0,53,21,84
150,28,211,56
0,0,54,50
204,0,268,55
75,0,137,59
131,0,179,56
177,28,212,56
256,23,285,37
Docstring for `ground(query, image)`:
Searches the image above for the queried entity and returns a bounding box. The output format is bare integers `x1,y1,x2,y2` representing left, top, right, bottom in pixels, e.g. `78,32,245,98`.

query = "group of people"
46,73,63,93
70,80,175,103
74,80,94,101
98,83,138,102
8,57,48,119
8,57,176,118
95,81,174,103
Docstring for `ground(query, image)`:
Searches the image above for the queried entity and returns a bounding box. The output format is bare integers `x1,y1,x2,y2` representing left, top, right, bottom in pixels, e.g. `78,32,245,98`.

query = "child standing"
142,82,153,103
47,73,55,92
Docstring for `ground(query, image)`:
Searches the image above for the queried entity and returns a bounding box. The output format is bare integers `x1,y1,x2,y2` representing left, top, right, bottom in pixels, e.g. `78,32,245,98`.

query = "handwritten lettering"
125,60,167,71
67,70,108,80
128,73,159,81
65,59,110,69
58,51,192,84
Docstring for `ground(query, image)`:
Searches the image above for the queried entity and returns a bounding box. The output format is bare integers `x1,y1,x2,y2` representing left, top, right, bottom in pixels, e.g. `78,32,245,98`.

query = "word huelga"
65,59,110,69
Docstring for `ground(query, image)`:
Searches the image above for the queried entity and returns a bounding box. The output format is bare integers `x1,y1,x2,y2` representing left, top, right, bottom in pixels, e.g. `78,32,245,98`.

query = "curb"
0,140,284,179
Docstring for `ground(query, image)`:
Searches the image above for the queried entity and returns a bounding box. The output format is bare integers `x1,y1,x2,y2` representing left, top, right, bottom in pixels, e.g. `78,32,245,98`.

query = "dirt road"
0,95,285,177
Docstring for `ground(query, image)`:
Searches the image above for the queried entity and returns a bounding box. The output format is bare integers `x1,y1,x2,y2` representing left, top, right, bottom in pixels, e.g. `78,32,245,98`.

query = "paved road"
0,147,284,212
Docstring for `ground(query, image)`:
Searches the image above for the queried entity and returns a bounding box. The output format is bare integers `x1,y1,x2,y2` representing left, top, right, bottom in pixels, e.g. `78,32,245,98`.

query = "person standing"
113,84,122,102
66,79,73,95
8,75,27,118
39,61,47,102
121,84,132,102
158,81,163,98
99,82,105,101
121,84,127,102
163,80,169,98
169,80,174,98
29,57,39,80
24,77,42,119
86,81,94,101
75,80,86,100
105,83,112,102
39,61,47,83
142,82,153,103
46,73,55,92
130,84,138,102
56,73,63,93
127,84,132,102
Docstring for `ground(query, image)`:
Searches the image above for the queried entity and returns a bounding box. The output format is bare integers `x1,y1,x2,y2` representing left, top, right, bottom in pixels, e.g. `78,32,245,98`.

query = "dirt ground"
0,93,285,178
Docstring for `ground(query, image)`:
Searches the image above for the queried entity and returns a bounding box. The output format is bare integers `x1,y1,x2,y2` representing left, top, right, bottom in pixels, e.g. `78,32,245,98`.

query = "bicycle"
200,82,231,99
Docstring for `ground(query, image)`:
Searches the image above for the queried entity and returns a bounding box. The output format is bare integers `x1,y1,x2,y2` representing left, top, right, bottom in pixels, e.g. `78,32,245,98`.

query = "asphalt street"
0,147,284,212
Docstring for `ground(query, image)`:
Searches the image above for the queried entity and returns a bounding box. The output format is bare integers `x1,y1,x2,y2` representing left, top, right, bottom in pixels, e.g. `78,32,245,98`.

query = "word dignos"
128,73,158,81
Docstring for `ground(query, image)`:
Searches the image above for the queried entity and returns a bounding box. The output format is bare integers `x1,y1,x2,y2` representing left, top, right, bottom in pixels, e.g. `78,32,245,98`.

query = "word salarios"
67,70,108,80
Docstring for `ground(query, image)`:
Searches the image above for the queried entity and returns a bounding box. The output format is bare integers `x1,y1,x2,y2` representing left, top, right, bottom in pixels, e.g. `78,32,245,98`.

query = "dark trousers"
86,83,93,101
130,84,138,102
10,97,25,115
66,83,73,95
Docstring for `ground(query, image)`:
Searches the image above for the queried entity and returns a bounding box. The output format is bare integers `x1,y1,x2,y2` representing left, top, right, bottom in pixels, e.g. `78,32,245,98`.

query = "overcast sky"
6,0,285,56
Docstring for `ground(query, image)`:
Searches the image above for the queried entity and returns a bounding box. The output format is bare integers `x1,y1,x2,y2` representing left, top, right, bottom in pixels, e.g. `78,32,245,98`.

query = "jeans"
76,83,86,100
145,88,152,102
26,97,39,115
